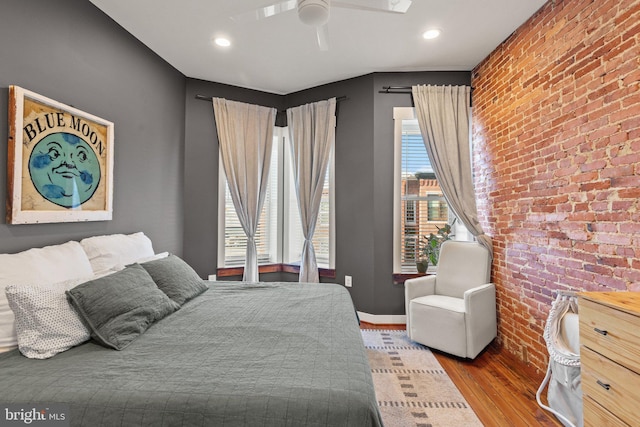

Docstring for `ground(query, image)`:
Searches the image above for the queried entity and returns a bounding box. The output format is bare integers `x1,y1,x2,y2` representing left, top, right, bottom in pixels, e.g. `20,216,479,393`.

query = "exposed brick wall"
472,0,640,372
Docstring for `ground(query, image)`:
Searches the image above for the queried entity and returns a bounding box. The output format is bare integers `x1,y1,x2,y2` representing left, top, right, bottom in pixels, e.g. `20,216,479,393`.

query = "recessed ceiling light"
214,37,231,47
422,29,441,40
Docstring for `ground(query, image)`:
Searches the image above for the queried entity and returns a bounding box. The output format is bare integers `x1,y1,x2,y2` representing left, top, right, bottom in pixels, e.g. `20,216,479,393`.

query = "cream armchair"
404,240,496,359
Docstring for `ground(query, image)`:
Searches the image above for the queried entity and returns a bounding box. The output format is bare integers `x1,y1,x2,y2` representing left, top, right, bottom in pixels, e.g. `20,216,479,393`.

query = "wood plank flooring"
360,322,563,427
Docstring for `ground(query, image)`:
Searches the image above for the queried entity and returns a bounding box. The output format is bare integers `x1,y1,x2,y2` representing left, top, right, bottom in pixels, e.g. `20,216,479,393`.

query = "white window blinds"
219,128,334,270
399,123,448,272
284,147,333,268
220,138,280,267
393,107,470,274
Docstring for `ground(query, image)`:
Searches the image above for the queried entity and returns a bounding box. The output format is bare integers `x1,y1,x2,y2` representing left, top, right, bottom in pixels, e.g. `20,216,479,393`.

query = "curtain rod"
195,94,348,110
379,86,413,94
379,85,474,94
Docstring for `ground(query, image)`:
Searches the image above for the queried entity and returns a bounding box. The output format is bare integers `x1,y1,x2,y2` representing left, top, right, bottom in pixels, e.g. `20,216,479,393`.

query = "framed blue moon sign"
7,86,114,224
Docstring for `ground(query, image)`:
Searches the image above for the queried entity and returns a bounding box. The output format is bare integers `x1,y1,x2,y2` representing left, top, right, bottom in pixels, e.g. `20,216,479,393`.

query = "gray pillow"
140,254,208,306
66,264,179,350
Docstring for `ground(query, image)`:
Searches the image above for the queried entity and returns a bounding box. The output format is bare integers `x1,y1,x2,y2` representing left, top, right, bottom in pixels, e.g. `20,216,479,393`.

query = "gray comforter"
0,282,383,427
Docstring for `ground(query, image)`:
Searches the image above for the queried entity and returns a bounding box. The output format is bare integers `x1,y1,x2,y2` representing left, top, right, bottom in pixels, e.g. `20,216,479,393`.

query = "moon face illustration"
28,132,101,208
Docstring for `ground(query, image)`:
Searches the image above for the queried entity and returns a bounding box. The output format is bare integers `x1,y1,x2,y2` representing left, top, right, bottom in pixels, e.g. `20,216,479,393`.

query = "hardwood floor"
360,322,563,427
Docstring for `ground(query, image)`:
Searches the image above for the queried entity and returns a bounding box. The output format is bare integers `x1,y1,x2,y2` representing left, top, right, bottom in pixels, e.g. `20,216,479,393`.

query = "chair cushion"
435,241,491,298
412,295,465,313
409,296,467,357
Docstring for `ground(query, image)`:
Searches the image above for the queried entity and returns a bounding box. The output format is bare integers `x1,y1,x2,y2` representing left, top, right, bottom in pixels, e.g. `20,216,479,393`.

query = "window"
218,136,280,267
283,138,334,268
218,127,334,270
405,200,416,226
393,107,470,274
427,194,448,222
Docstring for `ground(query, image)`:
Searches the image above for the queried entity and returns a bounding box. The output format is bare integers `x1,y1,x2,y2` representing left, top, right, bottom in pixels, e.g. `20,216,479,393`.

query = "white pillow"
80,232,155,274
133,251,169,265
6,278,92,359
0,241,94,353
99,252,170,275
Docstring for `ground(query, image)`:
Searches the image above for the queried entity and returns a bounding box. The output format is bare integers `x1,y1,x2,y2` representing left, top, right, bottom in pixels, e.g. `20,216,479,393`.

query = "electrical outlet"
345,275,352,287
208,274,217,281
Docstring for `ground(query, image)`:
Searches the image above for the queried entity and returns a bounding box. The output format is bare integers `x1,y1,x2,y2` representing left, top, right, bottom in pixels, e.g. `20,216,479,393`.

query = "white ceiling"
89,0,547,95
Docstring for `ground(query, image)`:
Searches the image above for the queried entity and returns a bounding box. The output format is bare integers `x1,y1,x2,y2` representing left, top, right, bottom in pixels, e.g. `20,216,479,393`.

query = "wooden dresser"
579,292,640,427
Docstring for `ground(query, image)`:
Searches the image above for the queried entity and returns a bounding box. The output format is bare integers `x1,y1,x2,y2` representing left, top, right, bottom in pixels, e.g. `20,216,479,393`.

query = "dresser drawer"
581,347,640,426
583,397,628,427
580,297,640,374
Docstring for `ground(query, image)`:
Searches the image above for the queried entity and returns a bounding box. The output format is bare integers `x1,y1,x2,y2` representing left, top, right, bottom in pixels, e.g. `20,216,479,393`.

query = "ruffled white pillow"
6,277,96,359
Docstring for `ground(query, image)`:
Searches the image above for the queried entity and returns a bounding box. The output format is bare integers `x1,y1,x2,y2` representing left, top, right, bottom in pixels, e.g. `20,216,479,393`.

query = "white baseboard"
357,311,406,325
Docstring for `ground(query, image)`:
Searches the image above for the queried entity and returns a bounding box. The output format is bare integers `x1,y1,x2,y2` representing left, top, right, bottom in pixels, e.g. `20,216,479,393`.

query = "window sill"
393,272,435,285
218,264,336,279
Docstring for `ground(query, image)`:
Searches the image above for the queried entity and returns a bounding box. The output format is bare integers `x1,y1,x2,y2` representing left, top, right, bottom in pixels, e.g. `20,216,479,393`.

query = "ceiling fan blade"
333,0,412,14
231,0,297,23
316,24,330,51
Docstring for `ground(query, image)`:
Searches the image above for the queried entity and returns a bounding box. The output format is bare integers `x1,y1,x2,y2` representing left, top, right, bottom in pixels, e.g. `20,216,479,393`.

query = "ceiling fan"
232,0,413,51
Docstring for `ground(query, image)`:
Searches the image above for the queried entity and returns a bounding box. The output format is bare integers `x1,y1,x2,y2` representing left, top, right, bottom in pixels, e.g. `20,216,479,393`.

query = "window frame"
217,126,335,274
217,132,283,268
393,107,470,276
282,129,335,269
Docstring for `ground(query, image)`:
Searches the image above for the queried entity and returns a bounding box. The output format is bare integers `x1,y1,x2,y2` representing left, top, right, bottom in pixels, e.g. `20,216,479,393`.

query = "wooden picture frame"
7,86,114,224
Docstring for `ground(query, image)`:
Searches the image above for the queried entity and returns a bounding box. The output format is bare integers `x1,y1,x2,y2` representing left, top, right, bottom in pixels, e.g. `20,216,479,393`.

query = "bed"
0,233,382,427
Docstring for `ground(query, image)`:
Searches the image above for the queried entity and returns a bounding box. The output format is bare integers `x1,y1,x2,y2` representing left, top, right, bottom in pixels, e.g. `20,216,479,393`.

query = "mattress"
0,281,383,427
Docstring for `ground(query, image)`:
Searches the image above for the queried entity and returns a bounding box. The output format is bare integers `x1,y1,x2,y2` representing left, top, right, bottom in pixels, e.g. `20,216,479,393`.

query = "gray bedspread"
0,282,383,427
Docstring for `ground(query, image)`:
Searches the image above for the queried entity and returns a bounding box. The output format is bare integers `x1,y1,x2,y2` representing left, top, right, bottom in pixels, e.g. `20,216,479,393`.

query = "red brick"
595,275,628,290
611,175,640,187
580,181,611,191
596,211,631,222
471,0,640,374
597,256,631,268
579,159,608,172
596,233,632,245
601,164,634,178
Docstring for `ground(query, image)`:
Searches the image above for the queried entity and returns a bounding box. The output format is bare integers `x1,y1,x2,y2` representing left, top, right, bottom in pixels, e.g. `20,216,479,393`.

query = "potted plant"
416,257,430,273
416,222,453,272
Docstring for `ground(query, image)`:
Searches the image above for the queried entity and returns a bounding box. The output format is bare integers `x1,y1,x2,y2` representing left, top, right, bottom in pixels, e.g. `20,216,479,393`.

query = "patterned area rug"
362,329,483,427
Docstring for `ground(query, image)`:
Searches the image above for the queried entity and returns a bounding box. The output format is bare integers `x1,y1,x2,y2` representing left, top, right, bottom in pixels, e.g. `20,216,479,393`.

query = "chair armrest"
405,275,436,301
463,283,495,313
463,283,497,358
404,275,437,339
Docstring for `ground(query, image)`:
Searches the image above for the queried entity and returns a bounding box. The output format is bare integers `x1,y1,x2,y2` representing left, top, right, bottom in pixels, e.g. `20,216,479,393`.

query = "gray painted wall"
285,72,471,315
285,75,377,312
0,0,471,315
183,72,470,315
371,72,470,315
183,79,284,278
0,0,185,255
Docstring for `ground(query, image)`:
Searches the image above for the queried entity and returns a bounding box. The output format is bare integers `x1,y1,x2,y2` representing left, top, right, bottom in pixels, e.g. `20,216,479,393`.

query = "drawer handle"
594,328,608,336
596,380,611,391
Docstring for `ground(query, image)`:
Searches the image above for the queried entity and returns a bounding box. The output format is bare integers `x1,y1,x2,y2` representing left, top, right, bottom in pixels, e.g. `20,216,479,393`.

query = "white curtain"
287,98,336,282
411,85,493,259
212,98,277,282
